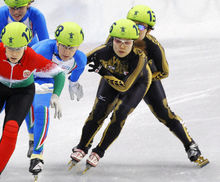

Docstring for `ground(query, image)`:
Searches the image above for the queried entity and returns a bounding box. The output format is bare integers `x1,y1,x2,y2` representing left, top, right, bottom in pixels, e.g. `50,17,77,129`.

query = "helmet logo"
8,37,14,46
134,11,139,16
69,32,73,39
68,32,74,43
120,26,125,33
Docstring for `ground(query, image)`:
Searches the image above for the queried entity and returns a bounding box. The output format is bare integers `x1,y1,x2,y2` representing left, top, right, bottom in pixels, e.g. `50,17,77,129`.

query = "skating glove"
50,94,62,119
88,53,108,76
68,81,83,101
35,83,53,94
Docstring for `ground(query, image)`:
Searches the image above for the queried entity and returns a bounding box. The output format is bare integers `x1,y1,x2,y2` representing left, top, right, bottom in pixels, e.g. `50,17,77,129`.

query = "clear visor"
113,37,134,46
9,4,28,10
6,46,25,51
58,43,78,50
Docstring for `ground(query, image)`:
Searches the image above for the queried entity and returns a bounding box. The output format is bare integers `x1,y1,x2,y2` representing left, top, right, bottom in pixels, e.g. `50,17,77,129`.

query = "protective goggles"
137,24,147,31
6,46,25,51
58,43,77,50
9,6,27,11
113,37,134,46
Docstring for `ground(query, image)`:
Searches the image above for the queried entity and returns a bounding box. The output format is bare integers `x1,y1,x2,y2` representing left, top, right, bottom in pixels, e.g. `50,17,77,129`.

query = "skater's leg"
144,80,193,148
25,105,35,158
70,79,118,166
0,83,35,174
31,93,51,156
91,81,149,164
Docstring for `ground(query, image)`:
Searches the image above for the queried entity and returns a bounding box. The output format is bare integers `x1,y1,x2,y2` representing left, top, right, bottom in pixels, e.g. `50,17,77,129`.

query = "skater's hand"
35,83,53,94
50,94,62,119
88,53,109,76
88,63,109,76
88,54,100,72
88,62,101,73
68,81,83,101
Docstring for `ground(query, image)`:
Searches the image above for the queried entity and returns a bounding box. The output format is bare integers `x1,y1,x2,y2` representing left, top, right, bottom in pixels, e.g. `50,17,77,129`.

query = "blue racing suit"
25,39,87,155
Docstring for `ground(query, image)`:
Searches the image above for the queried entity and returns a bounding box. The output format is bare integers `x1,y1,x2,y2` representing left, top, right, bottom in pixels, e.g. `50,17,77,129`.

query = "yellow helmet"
1,22,32,48
109,19,139,40
4,0,31,8
127,5,156,29
55,22,84,47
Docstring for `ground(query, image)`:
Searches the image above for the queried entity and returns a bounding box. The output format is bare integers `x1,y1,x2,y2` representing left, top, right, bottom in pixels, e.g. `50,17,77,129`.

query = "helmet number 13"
147,11,156,22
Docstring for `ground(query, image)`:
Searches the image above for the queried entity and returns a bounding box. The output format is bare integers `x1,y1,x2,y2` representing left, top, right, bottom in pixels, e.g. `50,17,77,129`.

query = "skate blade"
82,164,92,175
194,156,209,168
68,160,77,170
33,175,38,182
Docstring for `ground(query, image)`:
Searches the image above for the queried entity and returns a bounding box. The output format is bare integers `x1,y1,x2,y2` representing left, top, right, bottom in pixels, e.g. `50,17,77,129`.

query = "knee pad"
3,120,19,140
0,120,19,173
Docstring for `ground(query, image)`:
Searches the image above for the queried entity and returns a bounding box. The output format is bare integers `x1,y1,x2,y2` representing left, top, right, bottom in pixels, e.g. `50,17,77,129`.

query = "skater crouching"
0,22,65,175
68,19,152,171
126,5,209,167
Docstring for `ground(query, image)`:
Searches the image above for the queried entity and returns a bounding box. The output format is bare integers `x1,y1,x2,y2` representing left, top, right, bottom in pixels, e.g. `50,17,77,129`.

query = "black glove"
88,63,108,76
88,54,108,76
88,53,98,71
88,62,100,72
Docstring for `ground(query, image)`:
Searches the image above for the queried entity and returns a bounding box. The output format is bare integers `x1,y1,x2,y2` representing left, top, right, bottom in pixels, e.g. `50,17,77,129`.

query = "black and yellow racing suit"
76,43,152,157
140,34,193,150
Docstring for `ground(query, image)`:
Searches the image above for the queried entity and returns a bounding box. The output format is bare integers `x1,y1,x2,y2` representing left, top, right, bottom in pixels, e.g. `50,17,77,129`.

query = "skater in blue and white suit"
25,22,87,175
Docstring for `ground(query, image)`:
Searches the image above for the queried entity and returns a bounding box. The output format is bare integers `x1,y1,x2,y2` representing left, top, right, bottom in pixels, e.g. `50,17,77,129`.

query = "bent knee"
4,120,19,139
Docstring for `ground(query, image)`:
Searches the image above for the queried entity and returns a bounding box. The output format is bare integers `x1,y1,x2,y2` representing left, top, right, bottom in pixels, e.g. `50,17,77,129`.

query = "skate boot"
68,148,86,170
86,152,100,167
186,142,201,162
29,157,44,175
82,152,101,174
186,142,209,168
27,140,34,158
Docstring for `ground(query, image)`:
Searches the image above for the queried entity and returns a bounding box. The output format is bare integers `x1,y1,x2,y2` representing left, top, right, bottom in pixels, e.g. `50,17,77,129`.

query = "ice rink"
0,0,220,181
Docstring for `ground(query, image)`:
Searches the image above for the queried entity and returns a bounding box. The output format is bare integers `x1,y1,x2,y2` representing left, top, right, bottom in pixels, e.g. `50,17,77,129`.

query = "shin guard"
0,120,19,173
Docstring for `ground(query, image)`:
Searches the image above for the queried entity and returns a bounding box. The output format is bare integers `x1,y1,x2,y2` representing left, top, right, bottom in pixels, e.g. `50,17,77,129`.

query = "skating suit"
0,42,64,126
25,39,87,155
0,43,64,173
77,43,152,157
141,34,193,149
0,5,49,47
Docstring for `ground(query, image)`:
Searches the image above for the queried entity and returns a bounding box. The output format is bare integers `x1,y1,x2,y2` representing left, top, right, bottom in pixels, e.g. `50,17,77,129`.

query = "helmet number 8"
22,28,32,43
55,25,64,37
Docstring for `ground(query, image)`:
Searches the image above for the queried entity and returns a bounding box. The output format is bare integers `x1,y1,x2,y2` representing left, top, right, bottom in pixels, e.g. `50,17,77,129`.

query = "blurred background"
1,0,220,43
0,1,220,181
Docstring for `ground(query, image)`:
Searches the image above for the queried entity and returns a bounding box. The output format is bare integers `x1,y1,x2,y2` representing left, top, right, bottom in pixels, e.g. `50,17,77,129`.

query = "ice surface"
0,0,220,181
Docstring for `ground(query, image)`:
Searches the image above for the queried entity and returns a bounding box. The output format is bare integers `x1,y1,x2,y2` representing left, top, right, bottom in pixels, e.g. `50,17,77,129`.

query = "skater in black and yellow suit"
126,5,209,166
69,19,152,168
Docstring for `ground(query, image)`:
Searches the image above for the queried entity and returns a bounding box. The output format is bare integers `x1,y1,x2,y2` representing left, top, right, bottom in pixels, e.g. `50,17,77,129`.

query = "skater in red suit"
0,22,65,175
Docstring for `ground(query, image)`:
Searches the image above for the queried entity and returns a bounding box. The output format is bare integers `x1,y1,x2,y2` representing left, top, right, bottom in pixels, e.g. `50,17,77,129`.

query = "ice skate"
27,140,34,158
29,157,44,181
68,148,86,170
186,142,209,168
82,152,100,174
